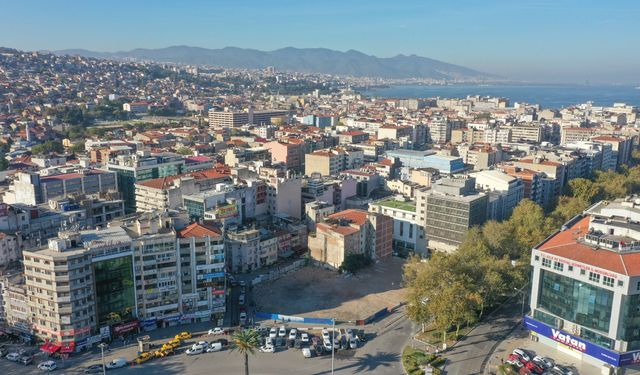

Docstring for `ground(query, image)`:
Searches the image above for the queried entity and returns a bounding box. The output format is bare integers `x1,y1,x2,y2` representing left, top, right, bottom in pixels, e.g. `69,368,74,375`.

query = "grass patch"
415,324,474,348
377,199,416,212
402,346,445,375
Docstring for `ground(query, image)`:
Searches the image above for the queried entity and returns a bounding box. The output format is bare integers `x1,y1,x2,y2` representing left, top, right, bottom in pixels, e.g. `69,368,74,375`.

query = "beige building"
23,231,96,345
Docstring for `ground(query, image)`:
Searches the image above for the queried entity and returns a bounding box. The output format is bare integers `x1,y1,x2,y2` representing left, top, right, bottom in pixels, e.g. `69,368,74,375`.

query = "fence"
251,259,306,286
255,312,334,326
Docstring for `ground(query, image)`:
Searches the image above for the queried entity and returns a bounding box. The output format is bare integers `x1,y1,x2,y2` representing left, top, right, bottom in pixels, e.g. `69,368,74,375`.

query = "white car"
239,312,247,324
206,343,223,353
186,345,205,355
302,347,312,358
301,332,309,343
6,352,20,361
105,358,128,369
269,327,277,339
513,348,531,362
323,339,333,351
208,327,225,335
278,326,286,337
322,329,330,340
38,360,58,371
239,294,245,305
193,341,209,348
260,345,275,353
349,339,358,349
289,328,298,340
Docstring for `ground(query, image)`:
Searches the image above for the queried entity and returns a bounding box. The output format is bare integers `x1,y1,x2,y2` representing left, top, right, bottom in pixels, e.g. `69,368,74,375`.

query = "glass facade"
94,256,136,325
538,270,613,333
619,294,640,350
425,195,487,245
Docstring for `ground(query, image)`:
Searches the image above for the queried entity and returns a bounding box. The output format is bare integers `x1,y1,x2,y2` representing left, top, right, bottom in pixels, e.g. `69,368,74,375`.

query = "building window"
542,258,551,268
568,265,573,271
399,222,404,236
409,224,413,239
553,262,564,272
589,272,601,283
603,276,614,287
618,280,624,287
581,269,586,275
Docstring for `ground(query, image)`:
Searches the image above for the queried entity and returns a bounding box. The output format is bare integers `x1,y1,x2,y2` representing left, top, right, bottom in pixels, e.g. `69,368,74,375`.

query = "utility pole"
99,343,107,375
331,318,335,375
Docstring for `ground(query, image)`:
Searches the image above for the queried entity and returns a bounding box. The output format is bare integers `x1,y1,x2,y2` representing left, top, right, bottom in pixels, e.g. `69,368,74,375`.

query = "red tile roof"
537,216,640,276
328,209,368,226
178,222,222,238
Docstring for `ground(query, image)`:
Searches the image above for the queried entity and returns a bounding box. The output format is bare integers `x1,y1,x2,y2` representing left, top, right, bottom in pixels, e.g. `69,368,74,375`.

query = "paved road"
442,299,523,375
0,309,414,375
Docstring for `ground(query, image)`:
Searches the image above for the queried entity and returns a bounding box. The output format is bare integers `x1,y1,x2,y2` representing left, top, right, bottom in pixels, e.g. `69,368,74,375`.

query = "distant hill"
53,45,497,80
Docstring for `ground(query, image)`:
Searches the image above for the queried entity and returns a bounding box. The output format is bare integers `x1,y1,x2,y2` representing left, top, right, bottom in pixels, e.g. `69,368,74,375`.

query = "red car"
525,361,545,374
509,353,527,365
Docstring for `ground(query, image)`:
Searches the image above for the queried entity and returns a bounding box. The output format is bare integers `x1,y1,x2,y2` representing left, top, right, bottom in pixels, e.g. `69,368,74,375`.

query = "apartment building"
209,109,287,128
23,231,97,346
305,148,364,177
527,197,640,370
177,223,226,326
427,117,451,144
3,169,117,206
308,209,392,269
107,151,185,212
264,140,306,172
417,177,488,251
470,169,524,221
135,169,231,212
508,123,543,143
369,197,427,256
456,143,503,171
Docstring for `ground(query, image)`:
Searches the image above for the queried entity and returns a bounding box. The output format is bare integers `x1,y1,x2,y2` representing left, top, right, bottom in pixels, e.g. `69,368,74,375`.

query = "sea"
361,84,640,109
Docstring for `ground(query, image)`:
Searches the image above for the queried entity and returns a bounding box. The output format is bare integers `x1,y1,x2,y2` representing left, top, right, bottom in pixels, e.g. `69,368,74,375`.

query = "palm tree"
231,328,261,375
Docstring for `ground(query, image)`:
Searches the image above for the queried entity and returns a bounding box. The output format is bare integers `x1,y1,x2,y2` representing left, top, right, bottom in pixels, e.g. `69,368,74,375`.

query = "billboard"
255,312,334,326
215,204,238,219
523,316,629,366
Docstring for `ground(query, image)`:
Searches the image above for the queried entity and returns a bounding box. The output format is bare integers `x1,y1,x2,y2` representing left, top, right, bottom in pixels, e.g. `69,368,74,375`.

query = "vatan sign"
523,316,634,366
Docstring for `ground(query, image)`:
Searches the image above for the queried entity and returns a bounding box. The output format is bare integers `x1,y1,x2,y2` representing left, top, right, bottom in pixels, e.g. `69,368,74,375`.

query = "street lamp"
331,318,335,375
98,343,108,375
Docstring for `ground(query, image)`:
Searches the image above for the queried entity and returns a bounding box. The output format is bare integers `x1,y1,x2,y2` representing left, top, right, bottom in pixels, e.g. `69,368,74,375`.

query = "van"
105,358,128,369
206,342,223,353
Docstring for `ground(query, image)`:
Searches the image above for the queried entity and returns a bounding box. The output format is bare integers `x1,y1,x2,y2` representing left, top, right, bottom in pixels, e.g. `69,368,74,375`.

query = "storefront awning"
40,341,61,353
60,342,75,353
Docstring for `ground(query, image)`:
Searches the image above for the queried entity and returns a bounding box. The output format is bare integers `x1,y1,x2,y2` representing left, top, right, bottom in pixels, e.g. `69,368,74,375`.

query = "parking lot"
253,257,406,322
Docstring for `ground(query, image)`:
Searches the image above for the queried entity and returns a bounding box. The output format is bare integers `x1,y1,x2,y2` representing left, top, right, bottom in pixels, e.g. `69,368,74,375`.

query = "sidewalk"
442,298,523,375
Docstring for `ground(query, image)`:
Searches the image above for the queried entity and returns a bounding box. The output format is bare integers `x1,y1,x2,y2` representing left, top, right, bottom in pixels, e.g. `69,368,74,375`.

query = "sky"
1,0,639,84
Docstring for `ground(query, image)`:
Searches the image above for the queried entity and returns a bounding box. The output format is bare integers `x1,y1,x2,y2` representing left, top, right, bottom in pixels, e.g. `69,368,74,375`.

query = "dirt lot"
254,257,407,321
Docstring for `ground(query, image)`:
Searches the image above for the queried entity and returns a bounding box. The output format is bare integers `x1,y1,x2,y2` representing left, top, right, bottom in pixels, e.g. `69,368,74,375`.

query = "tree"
70,142,86,154
339,253,373,273
549,196,589,228
481,220,519,259
568,178,600,203
0,153,8,171
508,199,553,258
595,170,628,199
31,140,64,155
176,147,193,156
231,329,261,375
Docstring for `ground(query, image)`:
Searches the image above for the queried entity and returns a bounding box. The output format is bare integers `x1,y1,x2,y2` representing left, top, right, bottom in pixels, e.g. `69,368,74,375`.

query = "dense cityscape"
1,17,640,375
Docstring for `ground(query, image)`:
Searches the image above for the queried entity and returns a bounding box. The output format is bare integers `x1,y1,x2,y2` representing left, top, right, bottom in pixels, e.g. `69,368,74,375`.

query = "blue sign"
163,314,182,322
203,272,225,280
524,316,625,366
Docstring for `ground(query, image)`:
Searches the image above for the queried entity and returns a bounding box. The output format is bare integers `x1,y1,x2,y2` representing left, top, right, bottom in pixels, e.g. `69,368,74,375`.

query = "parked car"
513,348,531,362
349,338,358,349
340,336,348,349
355,330,367,342
166,338,181,348
134,352,154,364
323,339,333,351
206,342,223,353
37,360,57,371
175,331,192,340
260,345,275,353
301,332,310,343
552,365,574,375
6,352,20,361
322,329,330,341
275,338,285,347
186,345,206,355
506,359,523,369
302,347,313,358
294,339,303,349
213,338,229,347
19,356,32,365
239,294,245,305
105,358,128,369
84,364,106,373
154,347,174,358
533,356,554,369
278,326,286,337
208,327,226,336
289,328,298,340
269,327,277,339
525,360,545,374
239,280,246,287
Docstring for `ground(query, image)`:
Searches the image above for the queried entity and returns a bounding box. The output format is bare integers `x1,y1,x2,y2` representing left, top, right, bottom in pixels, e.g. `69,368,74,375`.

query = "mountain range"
53,46,496,81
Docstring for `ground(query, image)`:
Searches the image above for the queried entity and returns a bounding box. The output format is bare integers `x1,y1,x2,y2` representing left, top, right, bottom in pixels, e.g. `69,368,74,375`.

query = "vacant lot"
254,257,406,322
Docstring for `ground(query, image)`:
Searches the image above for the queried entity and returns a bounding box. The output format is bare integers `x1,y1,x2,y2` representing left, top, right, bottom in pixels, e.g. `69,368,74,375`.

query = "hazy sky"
1,0,639,84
